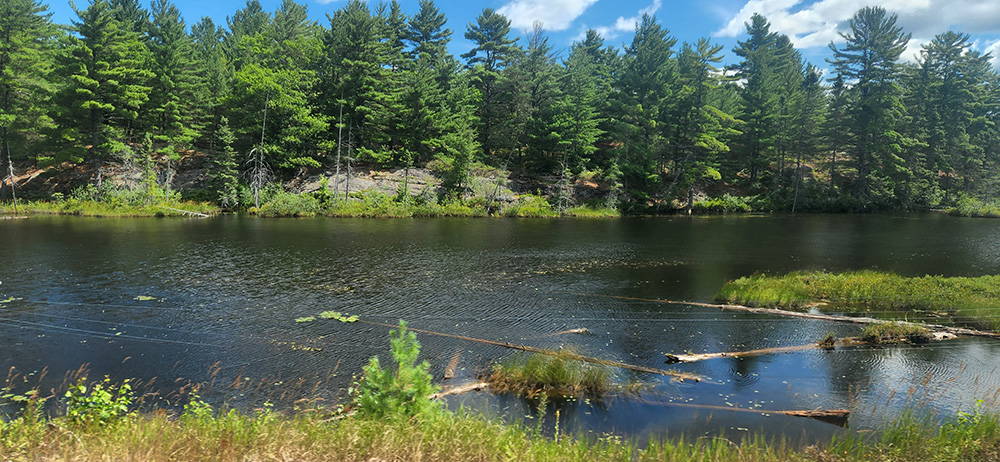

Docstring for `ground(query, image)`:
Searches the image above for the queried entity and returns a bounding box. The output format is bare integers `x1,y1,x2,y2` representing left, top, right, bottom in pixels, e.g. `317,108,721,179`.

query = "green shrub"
950,196,1000,218
502,194,557,217
257,190,320,217
691,194,753,214
350,321,440,419
64,376,133,426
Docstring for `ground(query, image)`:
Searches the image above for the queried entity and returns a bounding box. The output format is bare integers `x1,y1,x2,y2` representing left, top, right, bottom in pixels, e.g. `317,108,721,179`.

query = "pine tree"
224,0,326,170
669,38,738,212
608,14,675,205
148,0,202,152
208,116,239,208
58,0,154,190
462,8,520,160
730,13,783,187
828,6,911,207
225,0,270,68
0,0,56,178
191,17,232,149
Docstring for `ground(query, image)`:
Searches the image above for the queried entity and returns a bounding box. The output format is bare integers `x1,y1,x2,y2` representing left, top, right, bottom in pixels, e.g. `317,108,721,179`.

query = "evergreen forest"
2,0,1000,213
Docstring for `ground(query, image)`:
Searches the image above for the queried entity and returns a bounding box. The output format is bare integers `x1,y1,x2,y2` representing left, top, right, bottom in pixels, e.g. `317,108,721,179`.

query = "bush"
256,190,320,217
691,194,753,214
950,196,1000,218
502,194,557,217
350,321,440,419
64,376,133,426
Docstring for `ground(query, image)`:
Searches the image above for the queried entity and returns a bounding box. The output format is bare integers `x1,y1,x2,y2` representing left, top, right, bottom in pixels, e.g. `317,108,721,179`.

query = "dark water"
2,214,1000,442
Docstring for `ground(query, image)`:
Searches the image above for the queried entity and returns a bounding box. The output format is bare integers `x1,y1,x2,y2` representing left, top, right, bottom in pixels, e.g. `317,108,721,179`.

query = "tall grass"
716,270,1000,330
2,396,999,461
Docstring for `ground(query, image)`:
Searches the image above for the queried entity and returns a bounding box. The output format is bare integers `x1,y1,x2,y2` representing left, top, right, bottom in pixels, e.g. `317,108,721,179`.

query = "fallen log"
570,292,1000,340
357,319,708,383
641,400,850,427
664,332,961,364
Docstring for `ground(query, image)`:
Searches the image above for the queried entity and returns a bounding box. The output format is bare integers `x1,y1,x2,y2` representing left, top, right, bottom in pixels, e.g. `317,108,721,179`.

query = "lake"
2,214,999,442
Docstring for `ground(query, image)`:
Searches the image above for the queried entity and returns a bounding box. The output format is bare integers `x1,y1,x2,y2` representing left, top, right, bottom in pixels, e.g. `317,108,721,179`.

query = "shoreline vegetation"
6,192,1000,219
0,324,996,461
716,270,1000,331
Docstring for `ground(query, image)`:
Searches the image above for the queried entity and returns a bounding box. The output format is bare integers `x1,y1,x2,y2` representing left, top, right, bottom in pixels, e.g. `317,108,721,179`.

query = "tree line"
2,0,999,212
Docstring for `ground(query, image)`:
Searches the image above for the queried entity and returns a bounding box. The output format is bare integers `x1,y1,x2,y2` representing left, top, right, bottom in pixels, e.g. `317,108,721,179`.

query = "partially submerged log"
665,332,961,364
571,292,1000,340
642,400,850,427
665,343,819,364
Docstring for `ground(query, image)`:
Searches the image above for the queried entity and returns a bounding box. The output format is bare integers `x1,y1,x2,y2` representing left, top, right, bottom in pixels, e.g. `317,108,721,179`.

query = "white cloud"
577,0,662,41
983,39,1000,69
901,37,929,64
717,0,1000,50
497,0,600,32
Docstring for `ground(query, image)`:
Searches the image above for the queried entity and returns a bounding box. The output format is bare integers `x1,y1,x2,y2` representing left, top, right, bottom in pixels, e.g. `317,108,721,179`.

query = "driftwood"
357,319,708,383
571,293,1000,340
160,207,210,218
641,400,850,427
0,216,27,220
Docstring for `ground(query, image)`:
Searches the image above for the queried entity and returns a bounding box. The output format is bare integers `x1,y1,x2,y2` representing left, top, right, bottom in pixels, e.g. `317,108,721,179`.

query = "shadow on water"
2,214,1000,444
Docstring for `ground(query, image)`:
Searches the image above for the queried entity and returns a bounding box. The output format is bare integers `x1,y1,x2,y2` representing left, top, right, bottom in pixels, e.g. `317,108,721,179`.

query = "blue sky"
47,0,1000,71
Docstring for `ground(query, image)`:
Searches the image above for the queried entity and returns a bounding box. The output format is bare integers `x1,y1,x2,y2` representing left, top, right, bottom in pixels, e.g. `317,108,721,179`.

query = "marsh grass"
486,352,616,400
717,271,1000,330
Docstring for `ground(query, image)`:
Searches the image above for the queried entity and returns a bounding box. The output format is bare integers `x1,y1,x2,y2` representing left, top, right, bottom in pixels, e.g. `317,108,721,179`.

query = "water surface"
2,214,999,442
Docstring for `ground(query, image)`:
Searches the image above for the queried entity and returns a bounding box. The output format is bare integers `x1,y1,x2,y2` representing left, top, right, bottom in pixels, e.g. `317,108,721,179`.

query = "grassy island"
716,271,1000,330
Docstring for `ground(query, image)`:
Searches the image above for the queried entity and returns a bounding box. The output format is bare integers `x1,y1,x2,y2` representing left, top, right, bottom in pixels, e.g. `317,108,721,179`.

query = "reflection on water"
1,214,999,443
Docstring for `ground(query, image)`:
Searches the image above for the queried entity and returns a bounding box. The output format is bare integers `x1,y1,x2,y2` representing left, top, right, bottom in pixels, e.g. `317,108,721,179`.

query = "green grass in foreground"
716,270,1000,330
0,199,219,217
1,392,998,461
